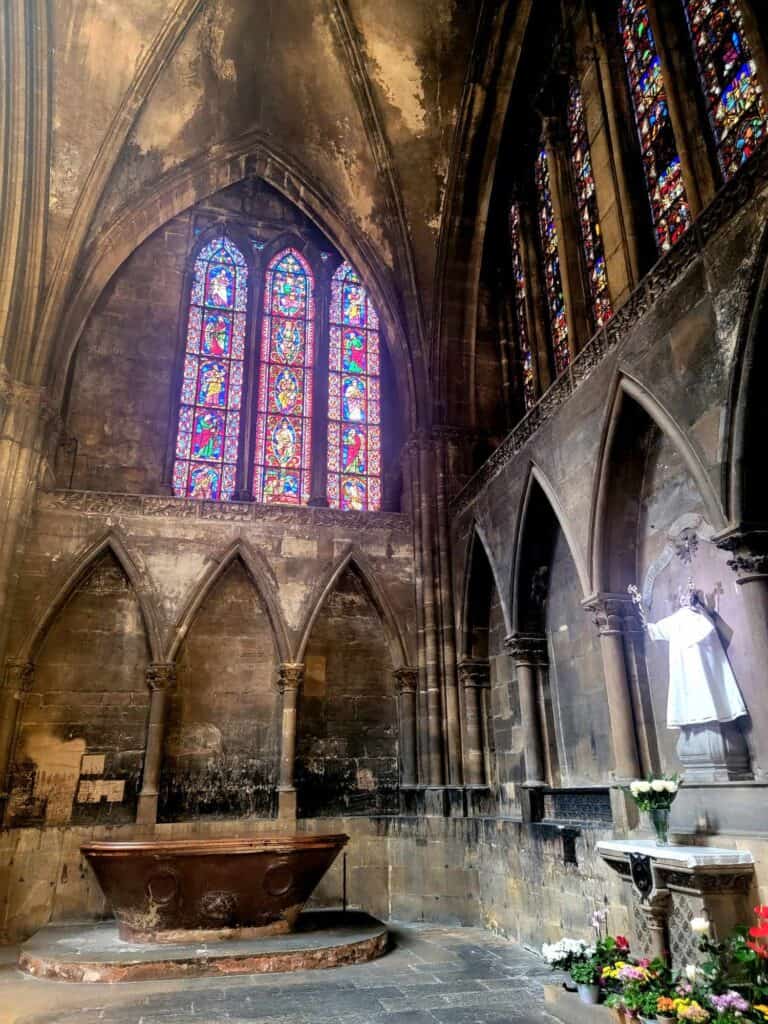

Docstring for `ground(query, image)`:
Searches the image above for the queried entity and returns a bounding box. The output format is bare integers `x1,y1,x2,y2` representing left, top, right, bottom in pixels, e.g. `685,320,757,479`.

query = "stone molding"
146,662,176,691
504,632,547,665
278,663,304,693
0,371,57,424
2,659,34,697
393,666,418,693
37,489,410,531
456,657,490,688
451,142,768,517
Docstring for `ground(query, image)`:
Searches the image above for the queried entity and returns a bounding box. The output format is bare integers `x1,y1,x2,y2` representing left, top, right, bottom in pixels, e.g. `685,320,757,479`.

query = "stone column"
583,595,642,781
543,116,593,358
457,658,490,787
394,666,418,787
0,659,33,816
136,662,176,825
277,662,304,819
504,634,547,787
714,527,768,780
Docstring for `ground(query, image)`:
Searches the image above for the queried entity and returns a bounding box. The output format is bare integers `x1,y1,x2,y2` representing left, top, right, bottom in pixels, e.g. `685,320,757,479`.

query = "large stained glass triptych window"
253,249,315,505
327,262,382,511
535,147,570,377
508,204,536,411
173,238,247,502
682,0,768,179
567,81,613,329
620,0,691,251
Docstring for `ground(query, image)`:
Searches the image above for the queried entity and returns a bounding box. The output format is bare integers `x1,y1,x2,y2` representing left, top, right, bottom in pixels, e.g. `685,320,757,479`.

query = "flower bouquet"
627,776,679,845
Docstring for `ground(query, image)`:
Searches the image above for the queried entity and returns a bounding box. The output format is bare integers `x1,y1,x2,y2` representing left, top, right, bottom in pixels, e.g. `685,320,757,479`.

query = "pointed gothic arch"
17,530,163,665
511,464,589,632
167,539,290,664
459,522,511,657
588,373,725,593
296,545,407,669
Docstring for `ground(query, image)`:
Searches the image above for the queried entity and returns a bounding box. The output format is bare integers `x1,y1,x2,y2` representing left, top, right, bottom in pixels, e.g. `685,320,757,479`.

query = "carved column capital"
457,657,490,689
2,659,34,697
145,662,176,691
393,666,418,694
504,632,547,666
582,593,640,635
713,525,768,583
278,662,304,693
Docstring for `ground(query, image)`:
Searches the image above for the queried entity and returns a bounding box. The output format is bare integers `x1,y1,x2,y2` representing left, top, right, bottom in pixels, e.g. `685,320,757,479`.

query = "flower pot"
650,807,670,846
639,1017,657,1024
576,983,600,1004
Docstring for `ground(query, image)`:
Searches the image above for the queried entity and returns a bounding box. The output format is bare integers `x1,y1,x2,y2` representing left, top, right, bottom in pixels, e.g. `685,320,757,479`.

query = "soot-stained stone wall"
160,558,279,820
545,528,611,786
297,567,398,817
8,551,150,827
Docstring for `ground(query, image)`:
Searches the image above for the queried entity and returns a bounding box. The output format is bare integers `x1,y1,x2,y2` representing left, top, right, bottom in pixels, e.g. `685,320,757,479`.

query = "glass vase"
650,806,670,846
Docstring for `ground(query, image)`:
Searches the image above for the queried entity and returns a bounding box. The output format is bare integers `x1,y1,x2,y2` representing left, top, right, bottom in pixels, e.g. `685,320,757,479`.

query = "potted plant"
626,776,679,845
541,937,595,983
655,995,676,1022
571,957,602,1004
637,987,663,1023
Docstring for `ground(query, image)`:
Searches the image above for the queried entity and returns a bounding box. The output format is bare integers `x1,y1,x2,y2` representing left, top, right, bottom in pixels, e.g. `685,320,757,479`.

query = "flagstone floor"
3,922,560,1024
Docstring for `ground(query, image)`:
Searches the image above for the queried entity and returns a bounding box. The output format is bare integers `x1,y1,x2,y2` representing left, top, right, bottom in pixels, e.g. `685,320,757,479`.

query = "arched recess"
511,466,609,787
167,540,290,663
294,546,404,817
295,545,407,669
589,373,726,595
723,224,768,525
459,523,511,656
589,373,753,779
8,531,161,826
162,540,287,821
43,138,422,436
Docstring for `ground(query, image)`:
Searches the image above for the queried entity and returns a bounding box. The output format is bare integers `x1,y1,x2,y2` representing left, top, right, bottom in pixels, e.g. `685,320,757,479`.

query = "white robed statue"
645,603,746,728
628,581,750,780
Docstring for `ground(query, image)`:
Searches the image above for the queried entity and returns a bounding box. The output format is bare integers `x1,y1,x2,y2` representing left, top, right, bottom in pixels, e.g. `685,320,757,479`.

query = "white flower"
691,917,710,936
630,781,641,796
651,779,666,792
664,780,678,794
635,781,651,793
685,963,699,982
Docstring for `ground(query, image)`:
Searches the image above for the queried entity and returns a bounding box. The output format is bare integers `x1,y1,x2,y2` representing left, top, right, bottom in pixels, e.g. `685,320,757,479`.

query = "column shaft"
136,662,175,825
278,662,304,818
395,667,418,787
505,635,547,787
0,660,33,814
418,439,445,785
457,658,490,786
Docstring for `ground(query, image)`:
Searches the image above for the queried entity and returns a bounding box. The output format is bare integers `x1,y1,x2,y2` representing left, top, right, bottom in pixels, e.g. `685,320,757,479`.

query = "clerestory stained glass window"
620,0,691,251
173,237,248,502
567,80,613,329
535,146,570,376
327,262,382,511
508,204,536,410
682,0,768,180
253,249,315,505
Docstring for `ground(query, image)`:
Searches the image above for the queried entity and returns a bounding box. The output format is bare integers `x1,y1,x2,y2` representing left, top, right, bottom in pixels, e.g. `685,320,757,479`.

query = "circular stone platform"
18,910,388,983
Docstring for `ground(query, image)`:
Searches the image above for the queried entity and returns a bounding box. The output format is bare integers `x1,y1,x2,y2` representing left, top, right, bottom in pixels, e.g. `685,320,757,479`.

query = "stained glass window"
253,249,315,505
327,262,382,511
683,0,768,179
567,81,614,329
172,237,247,501
620,0,691,251
535,147,570,377
508,204,536,410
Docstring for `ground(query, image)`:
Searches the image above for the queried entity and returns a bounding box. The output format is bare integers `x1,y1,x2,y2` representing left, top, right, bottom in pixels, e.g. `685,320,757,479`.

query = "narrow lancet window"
327,261,382,511
509,204,536,410
535,147,570,376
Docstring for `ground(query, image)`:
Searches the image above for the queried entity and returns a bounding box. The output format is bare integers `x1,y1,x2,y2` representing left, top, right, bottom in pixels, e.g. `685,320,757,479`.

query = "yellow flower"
754,1005,768,1021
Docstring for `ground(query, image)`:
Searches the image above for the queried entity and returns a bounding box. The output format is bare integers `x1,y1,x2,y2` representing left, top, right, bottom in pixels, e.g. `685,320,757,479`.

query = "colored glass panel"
253,249,314,504
508,204,536,411
172,237,248,501
567,80,614,330
683,0,768,179
620,0,691,252
535,147,570,377
327,261,382,511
